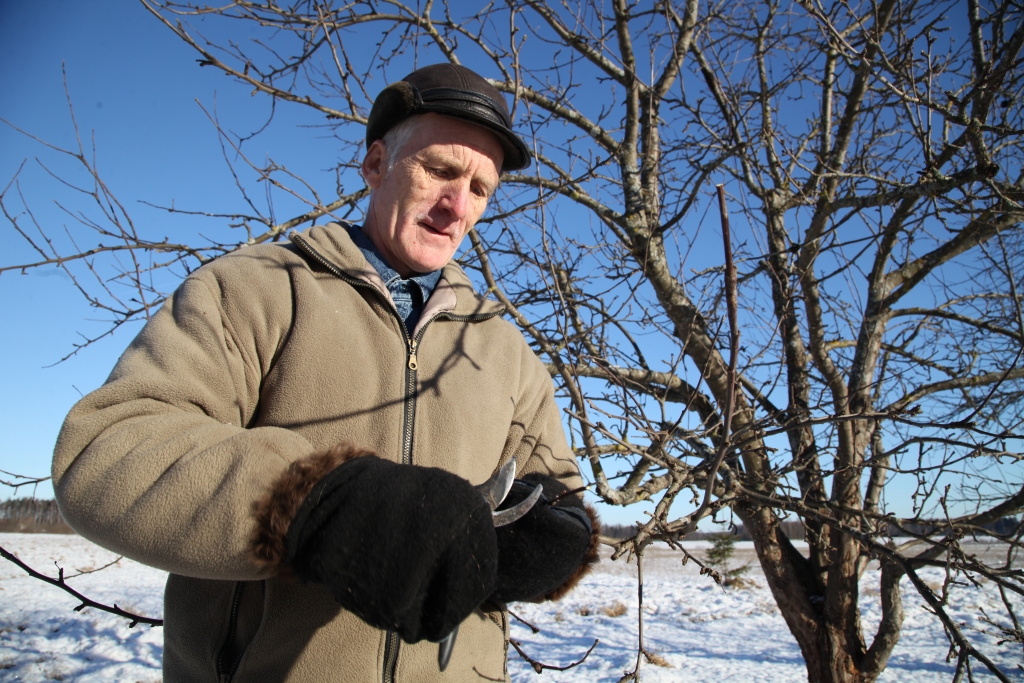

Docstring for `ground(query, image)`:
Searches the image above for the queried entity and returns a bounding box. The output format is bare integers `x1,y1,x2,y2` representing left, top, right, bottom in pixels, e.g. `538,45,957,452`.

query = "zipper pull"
408,338,418,370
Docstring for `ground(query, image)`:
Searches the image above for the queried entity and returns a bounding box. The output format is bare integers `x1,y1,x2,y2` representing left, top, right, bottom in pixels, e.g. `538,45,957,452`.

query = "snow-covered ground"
0,532,1020,682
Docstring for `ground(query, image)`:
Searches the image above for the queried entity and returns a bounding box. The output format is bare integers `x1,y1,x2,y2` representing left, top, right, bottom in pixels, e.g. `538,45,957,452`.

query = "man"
52,63,599,683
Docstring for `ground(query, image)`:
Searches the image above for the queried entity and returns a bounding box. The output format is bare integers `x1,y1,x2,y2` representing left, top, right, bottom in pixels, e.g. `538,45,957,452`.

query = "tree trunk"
741,505,899,683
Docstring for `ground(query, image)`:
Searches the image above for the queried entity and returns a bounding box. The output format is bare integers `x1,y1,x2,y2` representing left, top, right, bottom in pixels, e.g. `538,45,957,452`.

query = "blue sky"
0,1,667,525
0,1,338,497
5,2,1005,532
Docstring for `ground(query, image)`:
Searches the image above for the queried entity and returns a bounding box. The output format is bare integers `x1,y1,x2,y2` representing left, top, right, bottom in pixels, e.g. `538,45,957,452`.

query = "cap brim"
367,80,531,173
417,102,531,173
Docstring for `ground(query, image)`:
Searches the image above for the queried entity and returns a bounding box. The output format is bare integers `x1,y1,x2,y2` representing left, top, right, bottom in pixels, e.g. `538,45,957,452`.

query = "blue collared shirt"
350,225,442,334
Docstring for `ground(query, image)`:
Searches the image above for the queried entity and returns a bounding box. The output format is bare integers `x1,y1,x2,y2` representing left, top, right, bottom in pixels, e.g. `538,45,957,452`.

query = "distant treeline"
4,498,1018,540
602,517,1021,542
600,522,799,541
0,498,75,534
894,516,1021,538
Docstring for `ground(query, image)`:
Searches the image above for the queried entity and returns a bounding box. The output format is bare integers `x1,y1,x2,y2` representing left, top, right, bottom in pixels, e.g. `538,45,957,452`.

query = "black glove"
285,455,498,644
490,473,595,603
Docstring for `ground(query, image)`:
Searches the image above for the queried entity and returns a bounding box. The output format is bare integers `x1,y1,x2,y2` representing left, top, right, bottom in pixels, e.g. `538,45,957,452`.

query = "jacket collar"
289,222,506,322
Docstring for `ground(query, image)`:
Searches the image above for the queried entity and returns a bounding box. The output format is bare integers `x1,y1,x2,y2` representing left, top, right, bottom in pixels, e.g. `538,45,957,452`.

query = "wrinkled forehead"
411,114,504,173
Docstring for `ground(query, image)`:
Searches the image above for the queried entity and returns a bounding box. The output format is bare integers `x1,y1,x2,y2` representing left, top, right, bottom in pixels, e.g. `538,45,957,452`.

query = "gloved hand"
284,455,498,644
490,473,597,603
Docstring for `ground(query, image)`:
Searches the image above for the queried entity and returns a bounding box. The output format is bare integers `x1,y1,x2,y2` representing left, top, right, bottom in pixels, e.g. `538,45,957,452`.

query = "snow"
0,533,1020,682
0,534,165,682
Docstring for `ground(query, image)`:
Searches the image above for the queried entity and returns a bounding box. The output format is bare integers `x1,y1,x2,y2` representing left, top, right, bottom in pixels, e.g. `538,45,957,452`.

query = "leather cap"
366,63,531,173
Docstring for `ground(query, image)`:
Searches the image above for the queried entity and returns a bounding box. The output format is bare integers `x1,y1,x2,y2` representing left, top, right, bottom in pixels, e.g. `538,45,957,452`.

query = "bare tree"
3,1,1023,681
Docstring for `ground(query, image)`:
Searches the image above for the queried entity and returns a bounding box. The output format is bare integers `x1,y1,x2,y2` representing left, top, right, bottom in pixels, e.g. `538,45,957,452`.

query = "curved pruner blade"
491,484,543,527
476,459,517,511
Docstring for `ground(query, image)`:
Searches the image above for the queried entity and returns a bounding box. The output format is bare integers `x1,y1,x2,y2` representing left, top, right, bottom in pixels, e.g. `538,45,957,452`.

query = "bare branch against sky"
3,1,1022,681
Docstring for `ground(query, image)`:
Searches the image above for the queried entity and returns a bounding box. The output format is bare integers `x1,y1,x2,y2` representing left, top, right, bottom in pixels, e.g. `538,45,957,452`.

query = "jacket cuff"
541,504,602,602
249,443,373,573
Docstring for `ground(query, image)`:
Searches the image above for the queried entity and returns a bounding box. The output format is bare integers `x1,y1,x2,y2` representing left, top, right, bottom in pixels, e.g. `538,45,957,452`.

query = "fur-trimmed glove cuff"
251,445,498,644
490,473,600,604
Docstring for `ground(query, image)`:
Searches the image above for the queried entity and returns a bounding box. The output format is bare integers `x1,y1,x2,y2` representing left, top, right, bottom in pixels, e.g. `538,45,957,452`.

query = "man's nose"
437,180,470,219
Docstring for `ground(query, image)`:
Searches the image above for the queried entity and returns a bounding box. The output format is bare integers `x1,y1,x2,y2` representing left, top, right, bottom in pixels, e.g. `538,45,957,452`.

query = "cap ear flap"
365,81,420,149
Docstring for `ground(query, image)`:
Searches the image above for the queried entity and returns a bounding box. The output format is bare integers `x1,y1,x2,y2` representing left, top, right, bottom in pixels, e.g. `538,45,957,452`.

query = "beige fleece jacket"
52,222,586,683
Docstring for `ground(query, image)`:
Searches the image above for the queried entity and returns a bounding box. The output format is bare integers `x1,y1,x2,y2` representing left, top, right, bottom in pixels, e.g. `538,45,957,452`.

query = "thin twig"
670,185,741,540
507,608,541,634
64,555,124,579
0,470,52,493
508,637,599,673
618,548,646,682
549,485,589,506
0,544,163,628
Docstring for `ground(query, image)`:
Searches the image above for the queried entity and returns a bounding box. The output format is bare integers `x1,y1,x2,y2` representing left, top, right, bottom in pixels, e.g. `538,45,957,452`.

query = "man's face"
361,113,504,277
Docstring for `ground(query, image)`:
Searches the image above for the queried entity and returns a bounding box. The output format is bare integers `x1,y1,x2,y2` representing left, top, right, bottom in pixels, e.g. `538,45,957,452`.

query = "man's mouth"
419,220,451,237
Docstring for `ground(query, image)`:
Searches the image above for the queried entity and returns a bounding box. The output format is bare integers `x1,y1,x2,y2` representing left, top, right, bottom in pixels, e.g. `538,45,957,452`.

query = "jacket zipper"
402,335,418,464
384,324,440,682
216,582,245,683
384,336,420,683
291,232,504,683
382,630,401,683
293,234,409,683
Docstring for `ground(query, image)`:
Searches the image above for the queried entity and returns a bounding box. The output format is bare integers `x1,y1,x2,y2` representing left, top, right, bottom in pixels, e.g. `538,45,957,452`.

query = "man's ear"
361,140,387,189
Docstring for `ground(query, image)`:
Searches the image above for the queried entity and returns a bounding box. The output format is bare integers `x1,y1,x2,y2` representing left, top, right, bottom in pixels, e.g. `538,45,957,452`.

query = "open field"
0,533,1021,682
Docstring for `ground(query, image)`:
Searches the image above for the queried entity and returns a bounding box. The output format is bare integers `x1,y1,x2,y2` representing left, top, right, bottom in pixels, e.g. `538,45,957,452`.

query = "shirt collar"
349,224,443,300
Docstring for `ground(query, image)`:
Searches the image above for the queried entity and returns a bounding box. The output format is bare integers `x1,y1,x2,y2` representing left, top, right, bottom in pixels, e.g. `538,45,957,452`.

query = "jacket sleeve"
52,257,315,581
503,335,582,486
502,336,602,598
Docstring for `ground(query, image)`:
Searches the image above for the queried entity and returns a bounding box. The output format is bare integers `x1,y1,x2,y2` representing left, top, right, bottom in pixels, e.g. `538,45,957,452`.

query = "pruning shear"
436,459,543,671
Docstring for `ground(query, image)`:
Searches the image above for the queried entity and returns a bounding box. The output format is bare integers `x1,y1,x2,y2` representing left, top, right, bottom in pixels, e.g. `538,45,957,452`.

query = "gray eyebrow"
425,150,500,195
